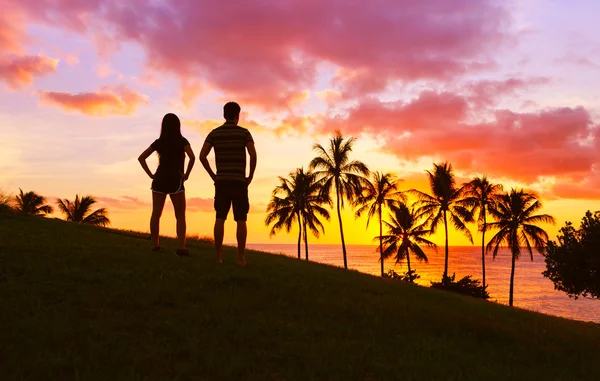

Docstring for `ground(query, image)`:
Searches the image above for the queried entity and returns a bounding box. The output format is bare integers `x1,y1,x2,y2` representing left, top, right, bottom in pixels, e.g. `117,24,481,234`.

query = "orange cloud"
65,53,79,65
38,85,148,116
97,196,150,210
0,55,58,89
183,113,311,137
180,80,202,109
187,197,213,212
0,3,27,53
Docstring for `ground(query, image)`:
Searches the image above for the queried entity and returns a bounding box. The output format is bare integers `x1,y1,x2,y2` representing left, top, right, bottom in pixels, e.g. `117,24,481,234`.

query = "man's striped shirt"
205,122,254,182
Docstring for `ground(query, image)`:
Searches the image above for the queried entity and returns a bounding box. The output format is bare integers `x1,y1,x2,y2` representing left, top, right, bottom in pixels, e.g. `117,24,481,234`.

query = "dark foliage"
431,273,490,300
383,269,420,283
543,211,600,299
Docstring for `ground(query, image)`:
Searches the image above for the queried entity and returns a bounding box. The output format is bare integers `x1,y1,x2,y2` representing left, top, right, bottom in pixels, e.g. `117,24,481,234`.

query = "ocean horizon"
246,243,600,324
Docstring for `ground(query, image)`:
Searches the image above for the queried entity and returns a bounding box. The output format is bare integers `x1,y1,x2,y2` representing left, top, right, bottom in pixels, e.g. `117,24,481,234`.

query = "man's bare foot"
216,256,223,264
236,257,247,267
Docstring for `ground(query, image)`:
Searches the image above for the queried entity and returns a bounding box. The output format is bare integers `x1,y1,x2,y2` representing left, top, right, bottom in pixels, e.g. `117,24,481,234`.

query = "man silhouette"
199,102,257,266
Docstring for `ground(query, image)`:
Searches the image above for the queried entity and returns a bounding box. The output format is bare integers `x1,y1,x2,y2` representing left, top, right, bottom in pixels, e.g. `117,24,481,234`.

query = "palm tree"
462,176,503,290
380,202,437,275
266,171,304,259
15,189,53,215
486,189,555,306
56,195,110,226
411,162,474,282
309,131,370,269
354,171,405,276
266,168,330,260
299,170,331,260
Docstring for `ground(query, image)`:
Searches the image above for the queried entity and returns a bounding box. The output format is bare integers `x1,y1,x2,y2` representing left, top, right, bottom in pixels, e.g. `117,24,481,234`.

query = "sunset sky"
2,0,600,246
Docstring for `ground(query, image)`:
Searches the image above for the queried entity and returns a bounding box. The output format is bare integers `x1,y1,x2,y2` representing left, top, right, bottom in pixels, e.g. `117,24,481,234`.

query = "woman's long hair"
158,113,182,142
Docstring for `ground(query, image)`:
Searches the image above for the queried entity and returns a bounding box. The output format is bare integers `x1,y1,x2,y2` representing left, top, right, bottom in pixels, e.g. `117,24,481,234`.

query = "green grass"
1,213,599,381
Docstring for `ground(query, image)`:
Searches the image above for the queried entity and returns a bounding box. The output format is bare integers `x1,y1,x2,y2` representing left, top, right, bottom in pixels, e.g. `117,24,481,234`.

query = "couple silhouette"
138,102,257,266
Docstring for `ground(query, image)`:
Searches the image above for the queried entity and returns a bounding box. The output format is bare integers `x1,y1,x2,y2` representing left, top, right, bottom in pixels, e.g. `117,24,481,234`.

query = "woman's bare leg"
151,192,167,248
170,191,187,250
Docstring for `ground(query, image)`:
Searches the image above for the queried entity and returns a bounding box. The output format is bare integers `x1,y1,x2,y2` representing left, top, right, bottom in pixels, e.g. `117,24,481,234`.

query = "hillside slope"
1,213,599,380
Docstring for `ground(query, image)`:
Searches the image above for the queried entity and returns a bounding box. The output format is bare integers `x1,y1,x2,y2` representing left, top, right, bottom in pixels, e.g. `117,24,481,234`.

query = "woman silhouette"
138,113,195,255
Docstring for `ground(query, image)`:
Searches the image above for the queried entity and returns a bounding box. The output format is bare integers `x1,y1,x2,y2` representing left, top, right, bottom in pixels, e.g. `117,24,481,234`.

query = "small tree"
543,211,600,299
15,189,53,215
0,190,14,214
56,195,110,226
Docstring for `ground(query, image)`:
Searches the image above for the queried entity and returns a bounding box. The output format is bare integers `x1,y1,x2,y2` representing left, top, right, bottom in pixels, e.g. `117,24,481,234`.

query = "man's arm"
246,141,257,184
199,141,216,181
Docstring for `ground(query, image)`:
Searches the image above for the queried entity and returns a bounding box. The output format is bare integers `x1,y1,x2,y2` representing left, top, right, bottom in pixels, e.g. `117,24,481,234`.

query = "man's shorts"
214,180,249,221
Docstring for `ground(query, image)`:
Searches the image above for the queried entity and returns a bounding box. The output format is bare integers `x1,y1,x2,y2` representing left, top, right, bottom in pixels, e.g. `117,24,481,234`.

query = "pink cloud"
0,55,58,89
38,85,148,116
555,53,600,70
10,0,511,108
316,89,599,187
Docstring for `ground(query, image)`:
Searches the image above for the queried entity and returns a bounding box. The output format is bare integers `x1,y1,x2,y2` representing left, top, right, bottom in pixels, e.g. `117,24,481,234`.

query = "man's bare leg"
214,218,225,263
236,220,247,266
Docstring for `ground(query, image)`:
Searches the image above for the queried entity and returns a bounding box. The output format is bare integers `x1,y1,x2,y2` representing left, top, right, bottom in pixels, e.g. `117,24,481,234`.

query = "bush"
431,273,490,300
384,269,420,283
0,191,14,215
543,211,600,299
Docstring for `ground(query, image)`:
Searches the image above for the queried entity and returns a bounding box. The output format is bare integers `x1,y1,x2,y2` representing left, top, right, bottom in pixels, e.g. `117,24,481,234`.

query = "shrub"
384,269,420,283
431,273,490,300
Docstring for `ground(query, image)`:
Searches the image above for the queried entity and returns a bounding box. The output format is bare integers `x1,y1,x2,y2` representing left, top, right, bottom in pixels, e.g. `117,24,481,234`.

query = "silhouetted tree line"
0,189,109,226
266,131,562,306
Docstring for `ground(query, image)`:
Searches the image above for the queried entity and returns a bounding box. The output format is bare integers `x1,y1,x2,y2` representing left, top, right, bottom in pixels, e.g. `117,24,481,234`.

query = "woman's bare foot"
236,257,247,267
216,255,223,264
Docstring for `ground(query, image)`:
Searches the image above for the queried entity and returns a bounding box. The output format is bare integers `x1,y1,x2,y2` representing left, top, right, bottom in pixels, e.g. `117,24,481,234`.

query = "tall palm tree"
486,189,555,307
15,189,53,215
56,195,110,226
411,162,474,282
309,131,370,269
266,168,330,260
354,171,405,276
462,176,503,290
380,202,437,275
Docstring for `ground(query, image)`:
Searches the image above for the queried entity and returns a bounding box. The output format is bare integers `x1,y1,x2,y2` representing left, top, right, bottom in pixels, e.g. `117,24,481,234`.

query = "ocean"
247,243,599,323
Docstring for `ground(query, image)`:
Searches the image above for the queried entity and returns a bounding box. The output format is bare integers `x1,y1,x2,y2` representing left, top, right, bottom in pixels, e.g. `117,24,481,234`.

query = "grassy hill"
1,212,599,380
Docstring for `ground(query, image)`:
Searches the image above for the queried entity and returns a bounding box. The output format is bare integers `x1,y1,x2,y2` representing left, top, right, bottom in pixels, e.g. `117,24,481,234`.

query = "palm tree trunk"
335,180,348,269
406,250,412,274
304,221,309,261
297,213,302,259
509,249,516,307
443,209,449,283
481,210,487,290
379,206,384,277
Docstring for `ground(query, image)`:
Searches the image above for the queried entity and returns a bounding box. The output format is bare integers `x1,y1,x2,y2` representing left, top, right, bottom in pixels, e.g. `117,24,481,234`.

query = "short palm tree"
266,168,330,260
462,176,503,290
299,170,331,260
380,202,437,275
15,189,53,215
309,131,370,269
412,162,473,281
354,171,405,276
266,171,304,259
486,189,555,307
56,195,110,226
